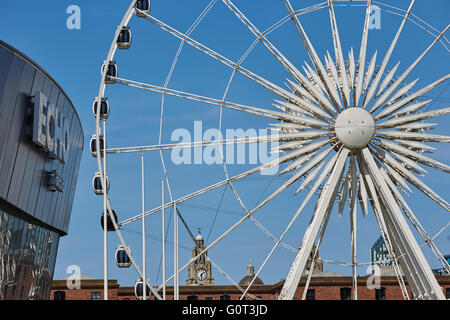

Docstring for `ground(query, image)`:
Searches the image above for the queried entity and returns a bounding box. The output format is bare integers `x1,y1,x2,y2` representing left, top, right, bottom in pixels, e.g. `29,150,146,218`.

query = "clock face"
195,268,207,281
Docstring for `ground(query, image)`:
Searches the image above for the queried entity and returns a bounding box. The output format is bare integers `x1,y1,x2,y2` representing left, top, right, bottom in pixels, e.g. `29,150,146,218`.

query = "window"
54,291,66,301
220,293,231,300
375,287,386,300
187,294,198,300
91,292,101,300
340,288,351,300
306,289,315,300
446,288,450,299
205,297,213,300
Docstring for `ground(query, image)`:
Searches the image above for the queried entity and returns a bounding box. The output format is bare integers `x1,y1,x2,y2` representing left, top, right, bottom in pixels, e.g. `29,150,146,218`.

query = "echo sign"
33,91,70,164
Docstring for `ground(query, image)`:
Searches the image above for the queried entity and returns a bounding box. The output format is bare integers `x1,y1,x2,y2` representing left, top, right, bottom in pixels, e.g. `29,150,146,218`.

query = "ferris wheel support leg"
278,148,349,300
361,148,445,300
174,201,179,300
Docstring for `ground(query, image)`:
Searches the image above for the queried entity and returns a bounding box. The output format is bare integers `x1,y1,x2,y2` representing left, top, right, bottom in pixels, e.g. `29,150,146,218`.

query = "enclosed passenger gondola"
135,0,150,17
92,172,110,195
102,61,118,84
115,245,131,268
100,209,118,231
134,278,151,300
117,26,132,49
90,134,105,157
92,97,110,120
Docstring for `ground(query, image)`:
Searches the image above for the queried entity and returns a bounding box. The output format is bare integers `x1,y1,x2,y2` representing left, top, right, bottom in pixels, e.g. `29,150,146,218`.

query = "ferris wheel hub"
335,108,375,149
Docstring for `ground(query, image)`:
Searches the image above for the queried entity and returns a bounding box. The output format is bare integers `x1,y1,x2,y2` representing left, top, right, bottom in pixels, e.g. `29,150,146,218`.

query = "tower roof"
238,260,264,286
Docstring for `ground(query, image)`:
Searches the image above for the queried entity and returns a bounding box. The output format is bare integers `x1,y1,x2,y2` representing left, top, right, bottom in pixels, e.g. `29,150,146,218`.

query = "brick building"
51,273,450,300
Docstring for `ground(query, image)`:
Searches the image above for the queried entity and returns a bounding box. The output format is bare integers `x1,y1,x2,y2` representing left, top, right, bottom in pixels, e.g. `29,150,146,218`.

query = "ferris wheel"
92,0,450,300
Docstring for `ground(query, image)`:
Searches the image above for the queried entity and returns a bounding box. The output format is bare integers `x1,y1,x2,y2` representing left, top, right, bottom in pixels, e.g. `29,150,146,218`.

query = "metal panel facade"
0,41,83,300
0,41,83,235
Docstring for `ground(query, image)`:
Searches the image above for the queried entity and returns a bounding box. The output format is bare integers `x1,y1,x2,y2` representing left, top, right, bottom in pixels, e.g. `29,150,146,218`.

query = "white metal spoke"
384,78,418,107
207,257,260,300
390,100,431,117
370,145,450,210
283,0,343,111
362,148,446,300
376,131,450,143
241,150,341,300
114,76,330,128
349,156,358,300
362,51,377,94
362,0,415,107
138,10,305,101
373,139,450,173
375,74,450,121
357,155,410,299
279,148,349,300
370,24,450,114
106,132,328,155
353,0,373,107
327,0,351,106
377,107,450,129
379,168,450,274
221,0,320,96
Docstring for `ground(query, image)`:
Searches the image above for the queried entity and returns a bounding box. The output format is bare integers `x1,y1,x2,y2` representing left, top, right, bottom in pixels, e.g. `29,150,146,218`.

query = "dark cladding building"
0,41,83,299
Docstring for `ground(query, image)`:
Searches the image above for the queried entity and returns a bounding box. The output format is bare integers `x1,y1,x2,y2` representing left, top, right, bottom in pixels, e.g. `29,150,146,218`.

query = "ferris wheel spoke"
363,0,415,108
113,76,331,128
369,24,450,114
373,139,450,174
380,157,413,195
370,146,450,211
357,155,410,299
353,0,373,107
390,100,432,117
377,108,450,131
224,176,298,254
138,11,301,101
349,155,358,300
376,131,450,144
284,80,337,119
106,132,328,155
283,0,343,111
156,152,324,292
221,0,326,99
279,147,349,300
362,51,377,95
384,78,418,107
207,257,261,300
327,0,351,106
362,148,445,300
242,149,342,300
119,142,316,227
379,168,450,274
347,47,356,89
374,74,450,121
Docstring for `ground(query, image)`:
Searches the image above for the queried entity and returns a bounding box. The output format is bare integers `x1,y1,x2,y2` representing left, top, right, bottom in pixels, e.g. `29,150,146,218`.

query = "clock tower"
186,230,214,285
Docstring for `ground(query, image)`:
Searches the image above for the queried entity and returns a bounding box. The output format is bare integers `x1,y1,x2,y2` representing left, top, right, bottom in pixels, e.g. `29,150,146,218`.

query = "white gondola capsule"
92,97,110,120
100,209,118,231
115,245,131,268
134,278,151,300
135,0,150,17
92,172,110,195
90,134,105,157
117,26,132,49
102,61,118,84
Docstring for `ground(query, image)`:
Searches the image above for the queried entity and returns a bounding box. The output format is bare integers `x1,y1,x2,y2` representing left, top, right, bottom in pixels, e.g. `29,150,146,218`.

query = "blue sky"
1,0,449,288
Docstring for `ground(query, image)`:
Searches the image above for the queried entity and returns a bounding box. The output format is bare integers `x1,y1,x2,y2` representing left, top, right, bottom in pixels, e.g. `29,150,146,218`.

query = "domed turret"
238,260,264,286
